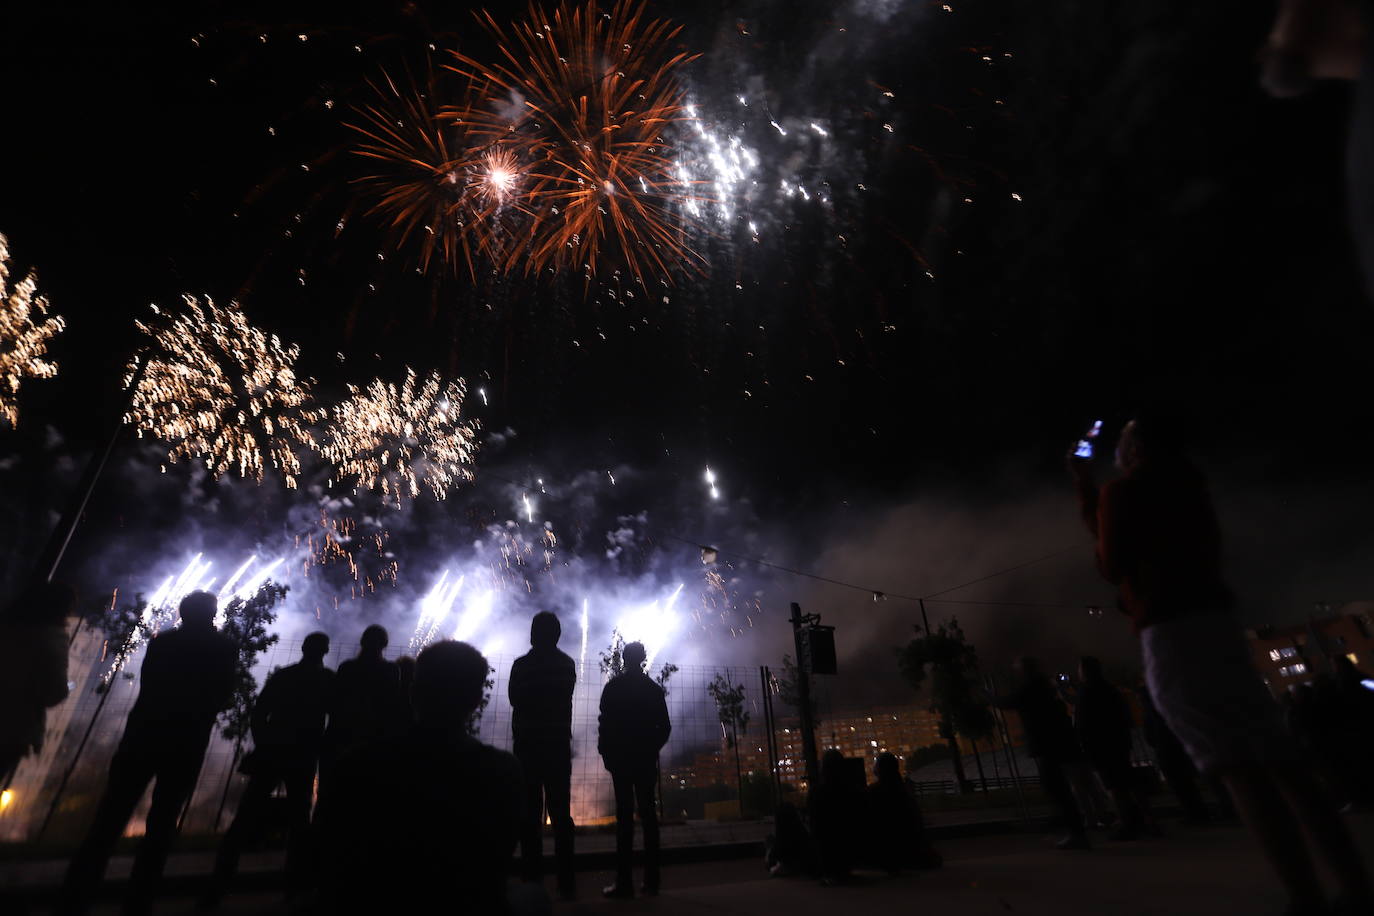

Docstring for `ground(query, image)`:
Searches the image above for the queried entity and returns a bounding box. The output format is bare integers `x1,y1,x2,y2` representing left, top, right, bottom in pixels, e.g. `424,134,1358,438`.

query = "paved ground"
7,813,1373,915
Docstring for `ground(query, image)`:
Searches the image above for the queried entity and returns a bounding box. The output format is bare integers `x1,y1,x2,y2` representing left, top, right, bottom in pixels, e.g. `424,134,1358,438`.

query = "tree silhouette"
708,672,751,817
897,617,994,793
217,583,286,743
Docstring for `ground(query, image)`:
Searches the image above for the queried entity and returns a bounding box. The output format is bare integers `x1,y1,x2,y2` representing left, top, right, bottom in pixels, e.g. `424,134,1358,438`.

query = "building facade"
1247,608,1374,696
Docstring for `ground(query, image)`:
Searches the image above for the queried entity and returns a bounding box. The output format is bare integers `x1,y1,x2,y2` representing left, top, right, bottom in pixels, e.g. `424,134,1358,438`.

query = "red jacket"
1080,460,1233,632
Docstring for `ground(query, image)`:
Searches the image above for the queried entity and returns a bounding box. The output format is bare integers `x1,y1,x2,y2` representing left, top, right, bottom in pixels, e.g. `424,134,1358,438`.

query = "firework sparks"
445,0,704,280
704,466,719,500
125,296,324,488
0,234,64,428
322,368,480,504
412,570,466,650
347,66,532,277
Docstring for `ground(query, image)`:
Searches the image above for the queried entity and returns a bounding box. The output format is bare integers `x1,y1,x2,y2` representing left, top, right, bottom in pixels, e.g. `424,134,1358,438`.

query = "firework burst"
323,367,479,504
125,296,324,488
346,66,533,277
445,0,704,280
0,234,64,427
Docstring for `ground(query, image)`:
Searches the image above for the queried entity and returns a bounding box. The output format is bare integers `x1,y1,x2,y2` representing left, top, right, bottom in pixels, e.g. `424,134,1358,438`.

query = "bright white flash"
413,570,465,649
704,466,719,500
522,493,534,523
616,584,685,670
452,589,496,642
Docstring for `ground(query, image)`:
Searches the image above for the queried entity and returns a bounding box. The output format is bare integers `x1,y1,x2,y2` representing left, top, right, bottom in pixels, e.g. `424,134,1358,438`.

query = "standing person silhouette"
204,632,335,907
509,611,577,899
1072,415,1374,912
316,640,525,914
993,657,1091,850
60,591,236,916
598,641,670,899
1073,656,1156,840
320,624,400,796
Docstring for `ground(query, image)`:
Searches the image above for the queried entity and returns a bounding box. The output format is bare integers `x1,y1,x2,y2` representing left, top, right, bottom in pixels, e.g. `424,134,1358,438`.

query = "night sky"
1,1,1370,697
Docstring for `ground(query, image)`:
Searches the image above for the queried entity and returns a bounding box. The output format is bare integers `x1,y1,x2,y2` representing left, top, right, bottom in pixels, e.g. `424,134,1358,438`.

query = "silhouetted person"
0,580,74,788
317,640,524,914
509,611,577,898
808,749,864,882
598,641,670,899
765,802,817,877
1074,656,1155,840
1325,654,1374,808
321,624,401,794
61,591,236,916
1136,683,1212,824
865,752,941,873
994,657,1090,849
204,632,334,906
1073,414,1374,912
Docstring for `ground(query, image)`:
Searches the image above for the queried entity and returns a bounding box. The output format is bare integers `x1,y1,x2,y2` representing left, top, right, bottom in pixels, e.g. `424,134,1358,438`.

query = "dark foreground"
5,812,1373,915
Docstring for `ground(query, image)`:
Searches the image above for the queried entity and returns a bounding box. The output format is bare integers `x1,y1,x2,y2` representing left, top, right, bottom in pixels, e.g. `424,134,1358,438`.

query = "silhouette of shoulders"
322,725,523,911
509,645,576,741
598,670,670,765
123,625,236,746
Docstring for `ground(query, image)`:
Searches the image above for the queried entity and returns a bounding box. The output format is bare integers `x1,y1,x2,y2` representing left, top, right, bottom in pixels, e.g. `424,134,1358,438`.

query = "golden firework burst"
0,234,64,427
125,296,324,488
323,367,479,504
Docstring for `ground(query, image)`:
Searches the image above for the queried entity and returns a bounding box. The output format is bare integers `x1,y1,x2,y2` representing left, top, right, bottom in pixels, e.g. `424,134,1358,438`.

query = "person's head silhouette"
412,640,489,729
874,751,902,787
1116,410,1187,473
622,641,647,673
360,624,388,656
302,631,330,662
179,591,217,629
530,611,561,648
821,748,846,786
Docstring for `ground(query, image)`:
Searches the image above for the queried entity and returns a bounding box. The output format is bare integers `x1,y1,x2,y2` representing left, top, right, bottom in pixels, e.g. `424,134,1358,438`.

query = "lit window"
1279,663,1308,677
1270,649,1281,661
1279,647,1298,658
1349,653,1360,664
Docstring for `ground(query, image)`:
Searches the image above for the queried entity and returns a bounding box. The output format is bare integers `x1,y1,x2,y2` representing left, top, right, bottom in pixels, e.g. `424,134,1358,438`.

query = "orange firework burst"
446,0,703,280
346,65,531,277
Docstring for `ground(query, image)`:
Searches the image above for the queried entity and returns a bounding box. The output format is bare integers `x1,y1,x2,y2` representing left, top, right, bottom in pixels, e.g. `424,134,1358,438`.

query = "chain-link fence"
2,629,1160,848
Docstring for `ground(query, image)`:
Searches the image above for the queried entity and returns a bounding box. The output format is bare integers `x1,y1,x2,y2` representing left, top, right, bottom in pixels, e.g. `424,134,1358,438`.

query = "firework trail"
322,367,480,504
445,0,704,280
125,296,324,488
0,233,64,428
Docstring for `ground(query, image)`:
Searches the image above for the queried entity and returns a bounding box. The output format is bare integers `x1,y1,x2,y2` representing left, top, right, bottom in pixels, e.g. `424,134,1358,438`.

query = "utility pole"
789,602,821,790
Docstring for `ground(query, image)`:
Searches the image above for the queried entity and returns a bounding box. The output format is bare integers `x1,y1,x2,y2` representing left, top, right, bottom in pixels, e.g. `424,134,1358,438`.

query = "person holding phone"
1070,415,1373,914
